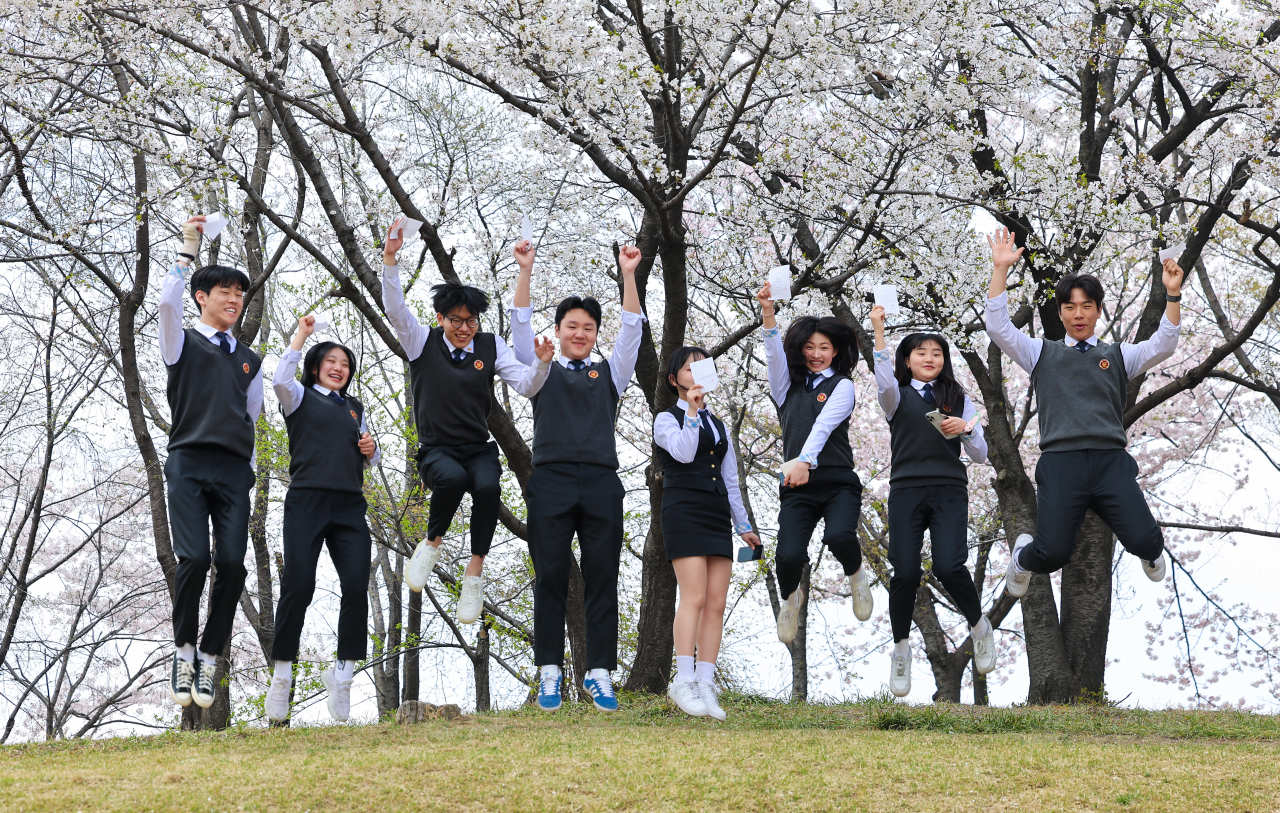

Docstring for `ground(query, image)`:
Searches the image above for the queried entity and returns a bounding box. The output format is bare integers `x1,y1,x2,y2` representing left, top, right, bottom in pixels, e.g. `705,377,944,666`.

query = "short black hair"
189,264,251,310
300,341,359,398
1055,273,1105,309
781,315,857,394
431,281,490,318
554,295,603,328
893,333,966,415
665,346,711,395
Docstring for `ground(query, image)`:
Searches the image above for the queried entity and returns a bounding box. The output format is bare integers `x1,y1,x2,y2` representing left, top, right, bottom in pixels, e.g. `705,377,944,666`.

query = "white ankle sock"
176,644,196,662
197,650,218,667
894,639,911,658
972,616,991,638
540,664,561,681
694,661,715,684
675,655,695,683
586,668,609,683
335,660,355,682
273,660,293,683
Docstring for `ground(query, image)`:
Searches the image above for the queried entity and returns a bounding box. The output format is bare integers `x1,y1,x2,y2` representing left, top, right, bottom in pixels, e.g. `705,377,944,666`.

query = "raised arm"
159,217,207,365
1119,259,1184,378
756,282,791,405
509,239,537,366
984,227,1042,373
381,218,430,361
870,305,901,419
272,316,314,417
607,245,648,394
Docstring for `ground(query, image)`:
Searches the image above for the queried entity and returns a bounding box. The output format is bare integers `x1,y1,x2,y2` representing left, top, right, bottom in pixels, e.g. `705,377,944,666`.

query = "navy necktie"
327,390,345,405
215,331,232,354
806,372,822,392
452,348,466,362
1075,341,1091,353
569,360,586,371
921,383,935,404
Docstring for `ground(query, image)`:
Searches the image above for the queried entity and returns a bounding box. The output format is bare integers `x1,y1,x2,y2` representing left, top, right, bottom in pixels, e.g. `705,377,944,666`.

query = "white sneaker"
1142,555,1167,582
889,652,911,697
972,616,996,676
777,588,805,644
1004,534,1033,597
405,540,441,593
850,566,874,621
322,666,352,722
668,680,708,717
457,575,484,624
700,682,727,722
265,675,291,722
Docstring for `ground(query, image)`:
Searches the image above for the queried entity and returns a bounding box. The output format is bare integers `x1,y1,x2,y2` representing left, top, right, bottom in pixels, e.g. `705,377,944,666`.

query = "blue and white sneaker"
583,670,618,712
537,667,562,711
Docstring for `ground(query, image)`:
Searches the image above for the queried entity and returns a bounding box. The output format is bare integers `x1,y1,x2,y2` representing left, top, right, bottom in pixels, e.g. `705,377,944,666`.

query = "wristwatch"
1166,293,1182,302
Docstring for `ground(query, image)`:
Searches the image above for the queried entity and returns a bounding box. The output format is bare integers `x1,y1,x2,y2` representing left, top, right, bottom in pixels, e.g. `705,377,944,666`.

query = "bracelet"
1165,293,1182,302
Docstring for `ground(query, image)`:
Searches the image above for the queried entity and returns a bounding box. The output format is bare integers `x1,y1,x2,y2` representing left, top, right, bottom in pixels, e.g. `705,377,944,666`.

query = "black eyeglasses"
445,316,479,329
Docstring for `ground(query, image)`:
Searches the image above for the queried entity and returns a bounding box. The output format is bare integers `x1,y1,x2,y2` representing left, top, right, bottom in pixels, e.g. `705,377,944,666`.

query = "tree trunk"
624,463,677,692
474,616,490,713
566,555,589,702
1058,511,1115,700
790,565,811,702
403,588,420,703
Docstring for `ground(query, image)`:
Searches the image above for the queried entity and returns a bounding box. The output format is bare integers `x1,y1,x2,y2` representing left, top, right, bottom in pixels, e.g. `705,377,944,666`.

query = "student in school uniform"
381,219,554,625
160,216,263,709
263,315,379,723
984,228,1184,595
655,347,761,721
870,305,996,697
755,282,874,644
508,241,646,713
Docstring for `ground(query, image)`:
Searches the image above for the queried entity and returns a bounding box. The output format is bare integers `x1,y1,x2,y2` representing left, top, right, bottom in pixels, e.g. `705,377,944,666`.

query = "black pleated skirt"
661,486,733,560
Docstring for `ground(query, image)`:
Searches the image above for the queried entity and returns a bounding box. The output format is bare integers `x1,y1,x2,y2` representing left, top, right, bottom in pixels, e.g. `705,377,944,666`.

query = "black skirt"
661,486,733,560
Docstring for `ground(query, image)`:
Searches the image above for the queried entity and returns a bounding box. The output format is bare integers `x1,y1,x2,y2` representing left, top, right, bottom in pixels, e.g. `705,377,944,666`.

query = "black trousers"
419,442,502,557
887,485,983,641
165,447,255,654
776,468,864,600
525,463,624,671
271,488,371,663
1020,449,1165,573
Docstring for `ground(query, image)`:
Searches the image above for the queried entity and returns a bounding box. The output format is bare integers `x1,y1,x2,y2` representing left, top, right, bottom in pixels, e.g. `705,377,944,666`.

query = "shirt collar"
442,333,475,354
193,321,236,351
557,355,593,368
311,383,341,397
807,367,834,379
1064,334,1099,347
910,378,935,391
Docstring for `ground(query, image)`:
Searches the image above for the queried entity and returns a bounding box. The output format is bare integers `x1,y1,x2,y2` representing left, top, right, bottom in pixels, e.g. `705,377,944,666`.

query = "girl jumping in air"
870,305,996,696
654,347,761,720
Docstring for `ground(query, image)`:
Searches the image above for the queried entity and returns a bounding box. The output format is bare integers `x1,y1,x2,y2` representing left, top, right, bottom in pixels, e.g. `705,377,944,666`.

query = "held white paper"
520,213,534,244
768,265,792,301
873,284,900,315
779,457,802,482
689,357,720,394
202,213,228,241
1158,242,1185,264
395,217,425,242
310,312,331,334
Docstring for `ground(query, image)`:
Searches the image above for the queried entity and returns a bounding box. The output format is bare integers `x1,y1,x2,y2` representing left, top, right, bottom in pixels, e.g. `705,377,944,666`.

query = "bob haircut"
431,281,490,318
781,315,857,394
665,345,712,395
554,295,603,329
189,264,251,310
1054,273,1105,309
301,341,359,399
893,333,966,415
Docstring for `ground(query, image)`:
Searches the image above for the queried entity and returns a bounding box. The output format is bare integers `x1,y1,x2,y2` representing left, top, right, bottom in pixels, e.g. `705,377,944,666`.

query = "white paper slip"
1158,242,1185,263
689,357,720,394
520,213,534,244
395,217,424,241
779,457,803,482
310,312,331,334
873,284,900,315
202,213,228,241
768,265,792,301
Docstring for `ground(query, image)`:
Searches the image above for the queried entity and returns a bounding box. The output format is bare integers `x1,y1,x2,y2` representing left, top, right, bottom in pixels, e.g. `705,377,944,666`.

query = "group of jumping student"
162,212,1185,723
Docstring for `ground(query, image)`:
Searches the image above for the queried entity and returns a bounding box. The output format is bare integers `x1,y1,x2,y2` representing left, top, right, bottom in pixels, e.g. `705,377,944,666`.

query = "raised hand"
618,244,642,275
534,335,555,363
755,282,774,316
383,218,406,265
685,384,705,416
1162,258,1184,295
869,304,885,330
359,432,376,458
986,227,1025,270
514,239,535,273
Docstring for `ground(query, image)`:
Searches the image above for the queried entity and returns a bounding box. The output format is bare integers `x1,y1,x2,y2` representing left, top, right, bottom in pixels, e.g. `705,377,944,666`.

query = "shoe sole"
170,689,192,707
1004,564,1029,597
322,670,349,722
538,701,562,711
592,701,618,712
192,691,215,709
891,684,911,698
668,691,708,718
853,589,874,622
457,601,482,625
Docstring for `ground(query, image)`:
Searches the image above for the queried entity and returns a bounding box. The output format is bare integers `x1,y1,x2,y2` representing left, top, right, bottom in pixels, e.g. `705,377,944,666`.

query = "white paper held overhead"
202,213,228,241
767,265,792,301
872,284,900,315
395,217,424,242
689,357,720,394
310,313,331,334
520,214,534,244
1158,242,1185,264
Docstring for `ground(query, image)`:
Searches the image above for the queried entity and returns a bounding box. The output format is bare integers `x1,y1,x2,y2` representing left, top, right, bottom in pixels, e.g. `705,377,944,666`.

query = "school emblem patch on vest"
588,370,599,378
1099,359,1110,370
350,410,358,421
474,360,484,370
242,362,250,374
816,393,827,402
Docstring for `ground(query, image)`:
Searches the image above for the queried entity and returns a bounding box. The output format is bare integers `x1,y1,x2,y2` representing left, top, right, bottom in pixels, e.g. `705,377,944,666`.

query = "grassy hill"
3,694,1277,812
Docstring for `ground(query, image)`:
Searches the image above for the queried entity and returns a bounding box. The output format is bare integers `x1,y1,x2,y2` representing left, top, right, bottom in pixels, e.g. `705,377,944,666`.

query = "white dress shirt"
272,349,381,468
159,264,264,425
984,292,1180,378
873,350,987,463
381,264,552,397
507,299,648,397
761,325,857,468
652,400,752,533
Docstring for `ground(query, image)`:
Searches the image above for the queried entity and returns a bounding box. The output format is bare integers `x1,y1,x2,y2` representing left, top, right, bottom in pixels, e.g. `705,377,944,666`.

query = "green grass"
3,694,1278,811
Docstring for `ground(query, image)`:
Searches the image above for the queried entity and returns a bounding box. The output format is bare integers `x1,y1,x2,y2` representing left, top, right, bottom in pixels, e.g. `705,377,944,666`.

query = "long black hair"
893,333,965,415
782,315,857,394
301,341,359,398
665,345,711,395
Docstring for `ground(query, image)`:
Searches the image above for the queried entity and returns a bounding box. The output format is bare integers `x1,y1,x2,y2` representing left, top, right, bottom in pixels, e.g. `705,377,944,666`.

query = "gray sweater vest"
166,328,262,460
655,407,729,496
1031,339,1128,452
887,385,967,490
778,373,855,470
530,359,620,469
284,388,366,493
410,329,497,448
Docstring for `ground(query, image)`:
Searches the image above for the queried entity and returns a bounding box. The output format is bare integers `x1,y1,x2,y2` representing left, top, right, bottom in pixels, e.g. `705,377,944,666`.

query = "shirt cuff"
873,348,891,362
507,303,532,322
986,291,1010,308
798,453,818,467
280,348,302,361
169,263,187,277
621,309,648,325
684,415,701,430
761,326,780,338
734,522,753,534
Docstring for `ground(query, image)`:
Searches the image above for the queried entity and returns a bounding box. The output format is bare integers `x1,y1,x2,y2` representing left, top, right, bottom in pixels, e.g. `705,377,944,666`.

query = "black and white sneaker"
170,654,196,707
192,657,217,709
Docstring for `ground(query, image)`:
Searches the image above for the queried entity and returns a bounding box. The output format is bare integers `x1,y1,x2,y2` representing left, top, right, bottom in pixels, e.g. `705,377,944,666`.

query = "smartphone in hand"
737,544,763,562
